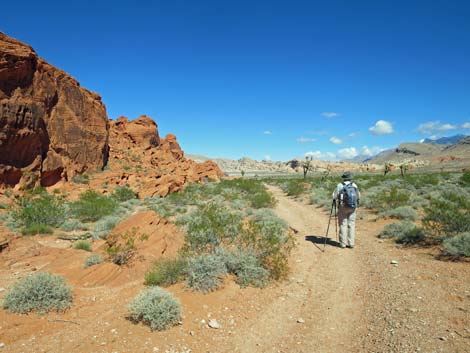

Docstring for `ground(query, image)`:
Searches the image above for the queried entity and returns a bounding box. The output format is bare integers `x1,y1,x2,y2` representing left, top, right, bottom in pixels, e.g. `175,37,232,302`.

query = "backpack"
339,182,358,208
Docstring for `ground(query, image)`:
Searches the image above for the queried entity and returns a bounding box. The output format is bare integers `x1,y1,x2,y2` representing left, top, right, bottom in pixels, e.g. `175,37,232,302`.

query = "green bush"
366,186,410,211
241,211,293,280
423,191,470,237
226,250,269,288
70,190,118,222
145,258,188,287
84,254,103,268
2,272,72,314
442,233,470,258
112,186,137,202
73,240,92,251
12,193,65,230
249,191,276,209
186,253,228,293
60,219,87,232
381,206,418,221
180,203,242,253
21,224,53,235
459,172,470,187
395,227,426,245
285,180,306,197
378,221,416,239
128,287,182,331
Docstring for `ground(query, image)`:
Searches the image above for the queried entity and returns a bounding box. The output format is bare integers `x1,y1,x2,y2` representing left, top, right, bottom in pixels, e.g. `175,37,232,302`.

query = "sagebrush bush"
395,227,426,245
70,190,118,222
378,221,417,239
423,191,470,237
73,240,92,251
186,253,228,293
84,254,103,268
226,250,269,288
442,232,470,258
92,215,121,239
180,203,242,253
380,206,418,221
145,258,188,287
60,219,88,232
285,180,306,196
241,211,293,280
366,186,410,211
128,287,182,331
12,193,65,230
71,173,90,184
2,272,72,313
112,186,137,202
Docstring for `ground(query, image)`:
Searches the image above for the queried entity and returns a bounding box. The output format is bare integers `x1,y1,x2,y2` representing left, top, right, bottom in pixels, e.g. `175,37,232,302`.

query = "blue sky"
1,0,470,160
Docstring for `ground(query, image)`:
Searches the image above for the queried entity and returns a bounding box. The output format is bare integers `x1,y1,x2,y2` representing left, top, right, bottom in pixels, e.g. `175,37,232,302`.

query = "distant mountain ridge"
423,134,468,145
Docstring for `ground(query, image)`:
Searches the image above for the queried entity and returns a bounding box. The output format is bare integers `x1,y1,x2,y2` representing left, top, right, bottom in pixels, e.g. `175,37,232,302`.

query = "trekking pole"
323,200,335,252
334,201,339,244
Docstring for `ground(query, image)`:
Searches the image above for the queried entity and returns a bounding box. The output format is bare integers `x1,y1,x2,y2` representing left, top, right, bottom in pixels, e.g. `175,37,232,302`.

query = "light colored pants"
338,206,357,247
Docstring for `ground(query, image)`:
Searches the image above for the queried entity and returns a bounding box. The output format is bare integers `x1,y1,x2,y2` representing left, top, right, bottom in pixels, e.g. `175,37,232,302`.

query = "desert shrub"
366,186,410,211
84,254,103,268
91,215,121,239
405,174,439,188
285,180,306,197
73,240,92,251
70,190,118,222
186,253,228,293
0,203,6,209
2,272,72,314
378,221,417,239
72,173,89,184
226,250,269,288
180,203,242,253
112,186,137,202
442,232,470,258
459,172,470,187
249,191,276,209
128,287,182,331
380,206,418,221
423,191,470,237
12,193,65,230
395,227,426,245
241,211,293,280
145,258,188,287
60,219,87,232
310,192,331,209
21,224,53,235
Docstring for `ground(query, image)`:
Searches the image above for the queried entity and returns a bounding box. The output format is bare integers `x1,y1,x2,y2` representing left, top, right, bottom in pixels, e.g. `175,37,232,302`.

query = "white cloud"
417,121,457,134
321,112,340,118
361,146,385,157
337,147,358,159
263,130,272,135
348,132,358,138
462,122,470,129
297,137,316,143
329,136,343,144
369,120,394,135
264,155,272,161
305,151,336,161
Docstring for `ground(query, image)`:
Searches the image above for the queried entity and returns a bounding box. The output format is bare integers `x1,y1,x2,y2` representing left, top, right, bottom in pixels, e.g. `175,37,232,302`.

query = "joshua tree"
302,156,313,180
241,169,245,178
384,163,393,176
399,164,408,177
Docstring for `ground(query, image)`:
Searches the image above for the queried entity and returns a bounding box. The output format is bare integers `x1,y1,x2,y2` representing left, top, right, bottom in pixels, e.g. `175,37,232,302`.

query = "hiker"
332,172,361,249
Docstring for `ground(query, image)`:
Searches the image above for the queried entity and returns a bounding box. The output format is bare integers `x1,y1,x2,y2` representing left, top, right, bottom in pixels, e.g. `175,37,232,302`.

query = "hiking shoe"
340,244,346,249
347,245,355,249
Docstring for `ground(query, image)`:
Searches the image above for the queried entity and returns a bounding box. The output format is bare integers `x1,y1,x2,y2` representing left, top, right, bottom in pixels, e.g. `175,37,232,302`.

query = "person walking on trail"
332,172,361,249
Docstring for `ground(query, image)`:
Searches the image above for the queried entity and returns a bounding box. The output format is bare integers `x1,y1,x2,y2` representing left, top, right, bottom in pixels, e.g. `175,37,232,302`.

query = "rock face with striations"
0,32,109,188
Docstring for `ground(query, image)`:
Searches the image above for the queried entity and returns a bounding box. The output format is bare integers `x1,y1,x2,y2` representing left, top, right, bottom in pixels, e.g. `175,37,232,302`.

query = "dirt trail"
228,186,368,352
228,186,470,353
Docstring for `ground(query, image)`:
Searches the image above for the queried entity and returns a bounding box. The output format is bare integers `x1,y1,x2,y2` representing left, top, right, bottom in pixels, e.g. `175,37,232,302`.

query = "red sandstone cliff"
0,32,109,188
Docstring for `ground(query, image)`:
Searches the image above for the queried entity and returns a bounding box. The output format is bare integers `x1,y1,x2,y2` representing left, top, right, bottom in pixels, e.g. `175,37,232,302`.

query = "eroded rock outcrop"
0,32,109,188
107,116,223,197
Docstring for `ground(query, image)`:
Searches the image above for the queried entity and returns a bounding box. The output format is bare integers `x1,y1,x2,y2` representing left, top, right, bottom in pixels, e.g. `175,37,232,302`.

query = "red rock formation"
106,116,223,197
0,32,109,188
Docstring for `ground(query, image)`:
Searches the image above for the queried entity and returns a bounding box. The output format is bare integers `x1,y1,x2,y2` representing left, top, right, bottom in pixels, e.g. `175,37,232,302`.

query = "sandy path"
228,186,369,353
